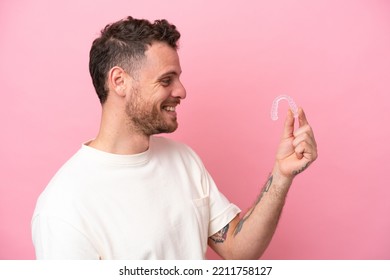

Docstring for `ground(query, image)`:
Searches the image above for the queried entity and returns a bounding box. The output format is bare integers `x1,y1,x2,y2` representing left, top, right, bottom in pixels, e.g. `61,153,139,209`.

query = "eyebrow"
158,70,181,79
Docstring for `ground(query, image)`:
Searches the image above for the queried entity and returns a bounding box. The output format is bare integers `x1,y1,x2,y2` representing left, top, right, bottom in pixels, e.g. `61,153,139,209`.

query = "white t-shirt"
32,136,240,259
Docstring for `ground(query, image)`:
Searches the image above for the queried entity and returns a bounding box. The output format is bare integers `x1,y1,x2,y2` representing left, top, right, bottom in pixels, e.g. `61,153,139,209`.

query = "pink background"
1,0,390,259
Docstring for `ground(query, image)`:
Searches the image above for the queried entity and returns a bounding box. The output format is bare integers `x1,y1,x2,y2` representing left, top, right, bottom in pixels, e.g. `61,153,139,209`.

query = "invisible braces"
271,95,299,120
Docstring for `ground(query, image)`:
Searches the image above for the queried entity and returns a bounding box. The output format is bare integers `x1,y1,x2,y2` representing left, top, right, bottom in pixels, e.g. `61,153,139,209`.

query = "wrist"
272,163,294,188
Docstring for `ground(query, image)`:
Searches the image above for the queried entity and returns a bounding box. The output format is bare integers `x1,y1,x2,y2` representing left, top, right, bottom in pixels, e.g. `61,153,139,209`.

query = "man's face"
125,42,186,136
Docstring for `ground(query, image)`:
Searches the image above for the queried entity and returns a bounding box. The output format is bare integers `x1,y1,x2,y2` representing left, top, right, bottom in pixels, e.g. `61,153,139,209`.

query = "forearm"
227,169,292,259
209,109,317,259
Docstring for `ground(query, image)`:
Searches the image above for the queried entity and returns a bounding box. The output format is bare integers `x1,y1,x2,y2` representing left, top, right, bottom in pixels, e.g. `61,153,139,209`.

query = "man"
32,16,317,259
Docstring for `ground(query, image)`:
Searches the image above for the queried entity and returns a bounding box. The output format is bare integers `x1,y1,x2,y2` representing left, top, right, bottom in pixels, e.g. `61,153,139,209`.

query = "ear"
107,66,128,97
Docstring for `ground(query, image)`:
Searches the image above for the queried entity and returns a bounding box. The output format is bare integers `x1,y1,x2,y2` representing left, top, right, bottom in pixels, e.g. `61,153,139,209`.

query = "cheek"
127,86,168,114
132,97,160,117
126,92,144,115
150,94,168,111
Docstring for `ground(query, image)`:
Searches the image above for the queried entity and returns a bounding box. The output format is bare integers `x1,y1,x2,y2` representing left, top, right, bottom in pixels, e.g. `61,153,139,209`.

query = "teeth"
164,106,176,112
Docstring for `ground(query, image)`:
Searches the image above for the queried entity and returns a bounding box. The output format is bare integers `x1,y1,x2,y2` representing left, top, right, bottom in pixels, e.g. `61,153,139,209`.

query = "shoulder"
45,147,91,190
33,147,94,217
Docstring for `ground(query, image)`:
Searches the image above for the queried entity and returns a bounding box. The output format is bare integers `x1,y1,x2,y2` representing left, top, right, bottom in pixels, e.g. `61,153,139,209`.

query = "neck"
88,105,150,155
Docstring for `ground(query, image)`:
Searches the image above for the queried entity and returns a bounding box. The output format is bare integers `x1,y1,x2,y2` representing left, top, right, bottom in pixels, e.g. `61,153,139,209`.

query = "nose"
172,80,186,99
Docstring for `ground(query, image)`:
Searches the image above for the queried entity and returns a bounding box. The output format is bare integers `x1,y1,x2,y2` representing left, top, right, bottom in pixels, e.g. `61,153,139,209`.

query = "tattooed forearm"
210,224,229,244
292,162,311,176
233,174,273,237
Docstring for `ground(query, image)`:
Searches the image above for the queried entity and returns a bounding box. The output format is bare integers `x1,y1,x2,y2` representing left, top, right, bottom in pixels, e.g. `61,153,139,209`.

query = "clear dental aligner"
271,95,299,120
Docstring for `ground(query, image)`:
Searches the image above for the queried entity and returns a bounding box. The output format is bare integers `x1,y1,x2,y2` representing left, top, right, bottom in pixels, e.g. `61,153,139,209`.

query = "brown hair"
89,16,181,104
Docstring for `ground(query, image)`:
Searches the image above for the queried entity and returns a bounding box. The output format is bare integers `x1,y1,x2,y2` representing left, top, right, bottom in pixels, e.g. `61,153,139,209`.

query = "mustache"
161,98,181,106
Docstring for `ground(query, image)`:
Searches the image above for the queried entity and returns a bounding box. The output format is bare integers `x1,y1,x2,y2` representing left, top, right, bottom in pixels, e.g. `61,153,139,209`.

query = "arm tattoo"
233,174,273,237
292,162,311,176
210,224,229,244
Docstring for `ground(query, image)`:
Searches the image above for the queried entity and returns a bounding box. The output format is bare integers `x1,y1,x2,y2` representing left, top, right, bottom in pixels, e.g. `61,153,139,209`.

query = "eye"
160,77,172,87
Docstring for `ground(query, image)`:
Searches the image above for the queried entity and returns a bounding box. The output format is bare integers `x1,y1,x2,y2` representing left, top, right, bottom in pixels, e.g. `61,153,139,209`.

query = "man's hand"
208,108,318,260
274,108,318,180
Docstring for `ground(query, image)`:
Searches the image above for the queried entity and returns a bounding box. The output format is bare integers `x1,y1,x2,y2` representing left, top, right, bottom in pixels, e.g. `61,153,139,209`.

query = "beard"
125,88,179,136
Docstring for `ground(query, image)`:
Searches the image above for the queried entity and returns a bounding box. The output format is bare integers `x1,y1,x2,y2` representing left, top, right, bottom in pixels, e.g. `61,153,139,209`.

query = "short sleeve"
176,140,242,237
206,170,241,236
32,215,100,259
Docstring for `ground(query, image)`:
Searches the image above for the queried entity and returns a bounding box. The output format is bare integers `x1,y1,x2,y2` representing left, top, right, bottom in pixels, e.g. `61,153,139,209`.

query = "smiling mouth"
163,106,176,112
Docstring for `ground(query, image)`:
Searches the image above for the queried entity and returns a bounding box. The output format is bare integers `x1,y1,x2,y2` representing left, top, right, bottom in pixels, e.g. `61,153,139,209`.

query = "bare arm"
208,108,317,259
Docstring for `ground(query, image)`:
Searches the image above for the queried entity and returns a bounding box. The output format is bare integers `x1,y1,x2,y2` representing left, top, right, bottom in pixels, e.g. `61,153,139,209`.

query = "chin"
149,123,178,136
162,126,178,134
